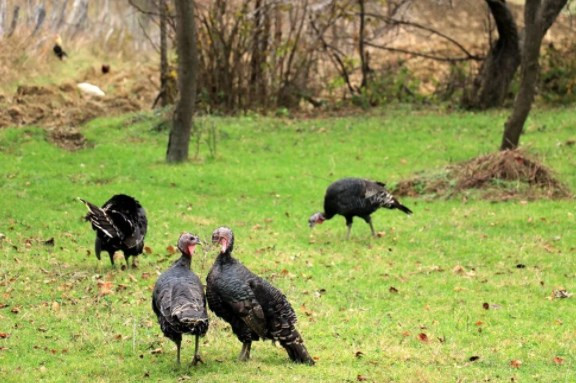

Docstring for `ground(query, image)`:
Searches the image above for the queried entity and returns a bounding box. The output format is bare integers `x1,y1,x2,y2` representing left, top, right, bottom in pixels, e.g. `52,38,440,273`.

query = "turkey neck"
176,253,193,269
215,249,234,265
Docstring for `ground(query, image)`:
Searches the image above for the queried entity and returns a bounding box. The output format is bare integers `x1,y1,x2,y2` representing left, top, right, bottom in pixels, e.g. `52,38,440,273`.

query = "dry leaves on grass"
97,281,114,296
510,359,522,368
553,356,564,365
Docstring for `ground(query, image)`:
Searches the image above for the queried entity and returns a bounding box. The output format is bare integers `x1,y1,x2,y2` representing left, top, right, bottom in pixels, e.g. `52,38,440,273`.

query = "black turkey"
152,233,209,365
308,177,412,239
206,227,314,365
79,194,147,267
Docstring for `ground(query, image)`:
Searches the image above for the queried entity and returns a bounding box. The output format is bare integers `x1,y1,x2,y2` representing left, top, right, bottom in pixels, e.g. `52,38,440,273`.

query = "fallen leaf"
355,351,364,358
51,302,60,312
300,304,315,317
144,246,153,254
150,348,163,355
0,347,8,351
141,272,151,280
453,265,466,274
417,333,429,343
166,245,176,254
357,375,368,382
97,281,114,296
510,359,522,368
113,334,122,340
475,321,484,326
10,306,20,314
469,355,480,362
0,303,7,309
0,333,10,339
389,286,399,294
401,331,410,337
553,356,564,365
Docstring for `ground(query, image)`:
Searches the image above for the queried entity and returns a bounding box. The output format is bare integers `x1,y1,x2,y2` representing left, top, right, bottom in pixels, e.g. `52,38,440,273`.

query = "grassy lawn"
0,107,575,382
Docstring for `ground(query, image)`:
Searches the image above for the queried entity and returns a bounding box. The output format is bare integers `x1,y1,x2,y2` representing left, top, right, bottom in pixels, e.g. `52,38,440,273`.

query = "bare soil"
393,150,572,201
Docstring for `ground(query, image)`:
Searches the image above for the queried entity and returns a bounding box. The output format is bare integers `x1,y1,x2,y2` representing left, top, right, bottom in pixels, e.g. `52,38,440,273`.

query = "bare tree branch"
362,12,483,61
364,41,484,62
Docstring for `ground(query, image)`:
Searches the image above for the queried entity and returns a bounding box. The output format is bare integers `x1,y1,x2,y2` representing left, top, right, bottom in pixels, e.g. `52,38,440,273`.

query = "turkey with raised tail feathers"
308,177,412,240
152,233,209,366
206,227,315,365
79,194,147,268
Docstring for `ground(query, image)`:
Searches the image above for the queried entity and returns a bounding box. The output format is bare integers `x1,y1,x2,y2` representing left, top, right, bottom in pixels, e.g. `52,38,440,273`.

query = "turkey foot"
238,342,251,361
191,354,204,366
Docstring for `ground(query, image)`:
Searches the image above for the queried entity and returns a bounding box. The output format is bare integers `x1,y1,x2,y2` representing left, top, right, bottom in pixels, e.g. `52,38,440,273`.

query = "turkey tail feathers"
281,340,315,365
394,201,413,215
78,198,120,239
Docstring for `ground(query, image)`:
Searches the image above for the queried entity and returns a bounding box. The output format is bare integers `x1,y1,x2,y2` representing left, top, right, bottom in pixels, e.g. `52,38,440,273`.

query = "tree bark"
0,0,6,37
166,0,198,163
500,0,567,150
358,0,369,89
464,0,520,109
8,5,20,37
159,0,169,107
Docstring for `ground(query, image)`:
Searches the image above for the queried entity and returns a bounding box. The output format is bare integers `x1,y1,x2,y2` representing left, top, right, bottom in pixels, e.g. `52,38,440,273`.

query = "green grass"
0,107,575,382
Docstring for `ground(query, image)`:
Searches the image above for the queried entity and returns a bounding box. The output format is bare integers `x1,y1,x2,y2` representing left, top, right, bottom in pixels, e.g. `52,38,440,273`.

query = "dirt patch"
393,150,572,201
0,65,158,132
47,126,90,151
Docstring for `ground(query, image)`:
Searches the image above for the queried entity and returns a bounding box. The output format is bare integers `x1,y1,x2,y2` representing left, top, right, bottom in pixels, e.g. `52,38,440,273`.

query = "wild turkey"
308,177,412,239
206,227,314,365
152,233,208,365
79,194,147,267
53,35,67,60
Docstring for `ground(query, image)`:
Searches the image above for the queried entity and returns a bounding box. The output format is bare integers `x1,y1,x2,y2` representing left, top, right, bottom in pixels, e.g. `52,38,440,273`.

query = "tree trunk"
500,0,567,150
8,5,20,37
159,0,169,107
0,0,6,37
464,0,520,109
166,0,198,163
249,0,270,109
358,0,369,90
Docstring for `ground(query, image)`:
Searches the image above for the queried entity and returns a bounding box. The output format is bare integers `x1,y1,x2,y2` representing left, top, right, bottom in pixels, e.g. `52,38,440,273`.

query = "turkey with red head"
308,178,412,239
206,227,314,365
152,233,209,366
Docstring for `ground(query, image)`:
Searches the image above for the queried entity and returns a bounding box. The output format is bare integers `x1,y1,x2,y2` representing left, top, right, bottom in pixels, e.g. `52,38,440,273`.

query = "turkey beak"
219,238,227,253
187,236,201,255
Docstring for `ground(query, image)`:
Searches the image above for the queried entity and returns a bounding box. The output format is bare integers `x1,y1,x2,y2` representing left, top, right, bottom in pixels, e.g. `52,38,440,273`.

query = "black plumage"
308,177,412,239
206,227,314,365
79,194,147,267
53,43,67,60
152,233,209,365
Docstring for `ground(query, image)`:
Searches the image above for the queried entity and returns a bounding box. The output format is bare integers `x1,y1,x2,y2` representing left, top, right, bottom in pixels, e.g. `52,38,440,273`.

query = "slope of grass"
0,107,575,382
